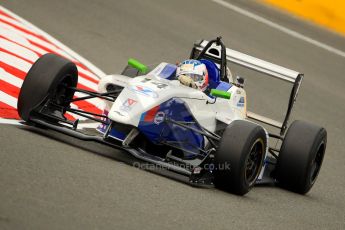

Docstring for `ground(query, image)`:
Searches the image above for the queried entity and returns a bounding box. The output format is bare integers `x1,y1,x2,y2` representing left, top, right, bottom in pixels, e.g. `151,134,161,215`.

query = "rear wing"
190,38,303,135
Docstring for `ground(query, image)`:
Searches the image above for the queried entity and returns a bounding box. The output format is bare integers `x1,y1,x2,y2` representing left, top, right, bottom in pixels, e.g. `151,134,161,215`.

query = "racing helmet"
176,59,209,91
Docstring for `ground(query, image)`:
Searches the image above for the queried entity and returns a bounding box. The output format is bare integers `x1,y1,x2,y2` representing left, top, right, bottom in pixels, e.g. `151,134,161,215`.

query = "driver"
176,59,209,92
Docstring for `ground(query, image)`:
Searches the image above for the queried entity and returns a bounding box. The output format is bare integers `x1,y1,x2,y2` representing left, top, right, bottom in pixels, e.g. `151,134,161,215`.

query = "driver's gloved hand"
178,75,198,89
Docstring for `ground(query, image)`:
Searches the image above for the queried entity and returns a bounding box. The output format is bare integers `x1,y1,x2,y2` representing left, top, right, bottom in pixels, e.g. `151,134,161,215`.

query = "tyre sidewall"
17,54,78,121
276,120,327,193
215,120,267,195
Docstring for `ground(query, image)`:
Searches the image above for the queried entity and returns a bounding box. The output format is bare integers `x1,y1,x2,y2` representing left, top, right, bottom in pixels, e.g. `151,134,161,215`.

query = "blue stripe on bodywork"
138,98,204,158
97,122,127,141
96,110,127,141
158,64,177,80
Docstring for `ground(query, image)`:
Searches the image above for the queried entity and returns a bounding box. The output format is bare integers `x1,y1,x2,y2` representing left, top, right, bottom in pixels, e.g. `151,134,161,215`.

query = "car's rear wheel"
275,120,327,194
214,120,267,195
17,53,78,121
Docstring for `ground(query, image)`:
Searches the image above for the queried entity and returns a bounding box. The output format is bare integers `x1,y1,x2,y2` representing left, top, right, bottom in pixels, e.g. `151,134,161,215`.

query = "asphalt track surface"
1,0,345,229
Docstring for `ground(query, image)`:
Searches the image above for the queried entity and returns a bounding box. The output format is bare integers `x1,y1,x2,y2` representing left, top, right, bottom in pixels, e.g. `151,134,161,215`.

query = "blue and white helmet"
176,59,209,91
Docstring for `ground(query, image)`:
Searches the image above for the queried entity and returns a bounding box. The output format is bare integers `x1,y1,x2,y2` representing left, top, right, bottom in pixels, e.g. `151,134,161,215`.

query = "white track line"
212,0,345,58
0,118,21,125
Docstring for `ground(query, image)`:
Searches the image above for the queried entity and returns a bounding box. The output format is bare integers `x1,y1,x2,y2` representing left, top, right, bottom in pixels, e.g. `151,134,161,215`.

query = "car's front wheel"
214,120,267,195
17,53,78,121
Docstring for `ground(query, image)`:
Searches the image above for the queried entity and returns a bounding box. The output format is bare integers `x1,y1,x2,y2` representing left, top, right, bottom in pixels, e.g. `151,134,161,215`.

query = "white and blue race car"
17,37,327,195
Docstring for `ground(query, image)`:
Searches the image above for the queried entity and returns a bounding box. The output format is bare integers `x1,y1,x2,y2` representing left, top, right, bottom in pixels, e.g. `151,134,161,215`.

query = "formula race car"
17,37,327,195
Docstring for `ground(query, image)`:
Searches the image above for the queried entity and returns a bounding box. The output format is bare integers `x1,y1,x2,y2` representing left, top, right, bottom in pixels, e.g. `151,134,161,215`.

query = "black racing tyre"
214,120,267,195
276,120,327,194
17,53,78,121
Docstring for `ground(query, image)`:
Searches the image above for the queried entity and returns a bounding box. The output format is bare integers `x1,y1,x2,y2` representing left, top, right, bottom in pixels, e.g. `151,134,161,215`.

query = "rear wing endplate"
191,39,303,135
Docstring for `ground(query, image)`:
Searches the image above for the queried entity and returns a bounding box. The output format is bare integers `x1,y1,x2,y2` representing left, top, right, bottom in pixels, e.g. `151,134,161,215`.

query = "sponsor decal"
97,110,110,132
114,111,125,117
130,85,158,98
151,64,164,75
140,78,168,89
151,81,168,89
120,98,137,112
141,105,160,122
154,111,165,125
237,96,245,107
141,78,151,83
181,59,203,66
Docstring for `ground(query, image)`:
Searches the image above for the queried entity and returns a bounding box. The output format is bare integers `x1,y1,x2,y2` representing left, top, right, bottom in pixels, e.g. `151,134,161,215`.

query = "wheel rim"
245,139,265,186
52,75,75,106
309,142,325,185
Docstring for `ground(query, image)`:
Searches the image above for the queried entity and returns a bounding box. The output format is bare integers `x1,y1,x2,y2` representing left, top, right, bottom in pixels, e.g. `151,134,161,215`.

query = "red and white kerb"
0,6,105,121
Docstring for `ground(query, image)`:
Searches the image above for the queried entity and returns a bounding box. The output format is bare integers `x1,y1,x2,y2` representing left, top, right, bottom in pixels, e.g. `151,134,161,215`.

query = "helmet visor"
188,73,204,82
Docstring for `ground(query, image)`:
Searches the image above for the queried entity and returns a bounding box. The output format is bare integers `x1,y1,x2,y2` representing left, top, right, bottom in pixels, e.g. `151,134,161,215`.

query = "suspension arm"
68,87,122,102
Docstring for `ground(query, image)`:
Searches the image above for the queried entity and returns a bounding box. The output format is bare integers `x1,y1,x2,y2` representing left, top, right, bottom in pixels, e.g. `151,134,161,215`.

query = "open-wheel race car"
17,37,327,195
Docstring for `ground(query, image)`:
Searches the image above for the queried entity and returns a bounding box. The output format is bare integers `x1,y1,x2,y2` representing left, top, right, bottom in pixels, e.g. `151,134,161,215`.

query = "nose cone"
108,87,158,126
